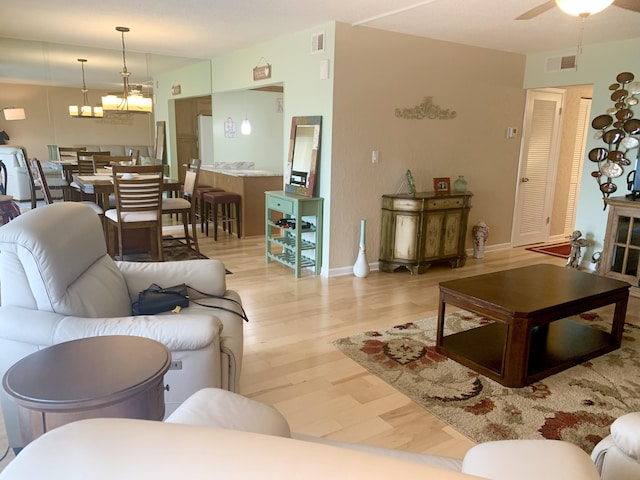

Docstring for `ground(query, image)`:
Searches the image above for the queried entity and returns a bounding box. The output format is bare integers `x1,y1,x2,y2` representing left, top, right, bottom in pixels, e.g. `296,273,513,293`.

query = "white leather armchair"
0,202,245,450
0,145,67,201
591,412,640,479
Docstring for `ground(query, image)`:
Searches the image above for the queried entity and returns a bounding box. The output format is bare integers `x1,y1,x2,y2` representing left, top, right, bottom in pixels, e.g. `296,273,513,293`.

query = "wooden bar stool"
202,191,242,240
197,186,225,233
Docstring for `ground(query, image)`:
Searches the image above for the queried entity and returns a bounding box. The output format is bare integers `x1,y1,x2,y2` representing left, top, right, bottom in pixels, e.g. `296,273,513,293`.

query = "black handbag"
132,283,189,315
132,283,249,322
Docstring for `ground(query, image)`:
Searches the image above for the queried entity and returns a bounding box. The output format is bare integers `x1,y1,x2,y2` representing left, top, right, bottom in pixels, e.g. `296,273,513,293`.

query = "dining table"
71,169,182,211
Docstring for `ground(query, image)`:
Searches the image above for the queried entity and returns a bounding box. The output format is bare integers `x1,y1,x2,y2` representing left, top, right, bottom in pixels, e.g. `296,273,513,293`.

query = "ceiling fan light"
555,0,614,16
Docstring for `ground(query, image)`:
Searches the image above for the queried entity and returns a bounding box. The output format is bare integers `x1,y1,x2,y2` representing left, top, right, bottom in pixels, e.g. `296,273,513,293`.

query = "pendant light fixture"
241,116,252,135
69,59,103,118
102,26,153,113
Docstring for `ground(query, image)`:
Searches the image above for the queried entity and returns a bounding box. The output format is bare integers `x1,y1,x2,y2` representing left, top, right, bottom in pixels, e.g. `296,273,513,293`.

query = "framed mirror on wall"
285,115,321,197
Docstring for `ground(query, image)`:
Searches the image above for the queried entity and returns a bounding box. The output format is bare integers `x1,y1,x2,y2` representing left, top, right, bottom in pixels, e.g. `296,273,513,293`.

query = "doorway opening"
512,84,593,247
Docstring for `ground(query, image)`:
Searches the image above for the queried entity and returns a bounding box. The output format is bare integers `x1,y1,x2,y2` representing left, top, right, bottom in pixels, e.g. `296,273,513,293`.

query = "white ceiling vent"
545,55,577,73
311,32,325,54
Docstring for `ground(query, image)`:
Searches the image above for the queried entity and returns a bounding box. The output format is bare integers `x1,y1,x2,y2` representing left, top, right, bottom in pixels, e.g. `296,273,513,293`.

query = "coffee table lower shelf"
439,319,618,387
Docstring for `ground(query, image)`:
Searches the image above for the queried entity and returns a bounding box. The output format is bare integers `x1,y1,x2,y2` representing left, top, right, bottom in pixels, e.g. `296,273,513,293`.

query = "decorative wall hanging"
589,71,640,208
395,96,457,120
253,57,272,81
224,117,237,138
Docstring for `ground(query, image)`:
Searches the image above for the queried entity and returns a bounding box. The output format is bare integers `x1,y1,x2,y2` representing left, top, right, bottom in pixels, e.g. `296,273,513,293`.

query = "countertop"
200,166,282,177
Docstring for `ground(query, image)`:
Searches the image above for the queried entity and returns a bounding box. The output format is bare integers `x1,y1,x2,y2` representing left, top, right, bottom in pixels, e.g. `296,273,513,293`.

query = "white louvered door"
512,89,564,247
563,97,591,236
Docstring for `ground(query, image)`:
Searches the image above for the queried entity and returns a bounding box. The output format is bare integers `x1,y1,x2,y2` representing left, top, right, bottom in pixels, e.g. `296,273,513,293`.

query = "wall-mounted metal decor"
395,96,457,120
589,71,640,208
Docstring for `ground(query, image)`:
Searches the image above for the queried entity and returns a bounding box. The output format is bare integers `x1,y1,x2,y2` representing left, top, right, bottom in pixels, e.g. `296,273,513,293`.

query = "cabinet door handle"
521,177,530,183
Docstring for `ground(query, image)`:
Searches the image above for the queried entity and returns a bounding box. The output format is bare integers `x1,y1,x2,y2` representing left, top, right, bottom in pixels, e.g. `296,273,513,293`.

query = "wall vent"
545,55,577,73
311,32,325,54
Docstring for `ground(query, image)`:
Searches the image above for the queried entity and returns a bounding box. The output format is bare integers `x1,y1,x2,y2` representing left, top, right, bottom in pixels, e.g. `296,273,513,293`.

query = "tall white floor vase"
353,219,370,278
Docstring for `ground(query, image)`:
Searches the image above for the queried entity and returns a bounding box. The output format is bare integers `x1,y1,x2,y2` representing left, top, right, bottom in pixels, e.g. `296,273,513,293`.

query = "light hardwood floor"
194,228,639,460
1,225,636,472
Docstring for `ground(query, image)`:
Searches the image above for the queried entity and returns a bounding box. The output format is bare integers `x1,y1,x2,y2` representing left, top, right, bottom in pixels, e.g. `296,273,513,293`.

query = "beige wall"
331,24,527,269
0,83,155,160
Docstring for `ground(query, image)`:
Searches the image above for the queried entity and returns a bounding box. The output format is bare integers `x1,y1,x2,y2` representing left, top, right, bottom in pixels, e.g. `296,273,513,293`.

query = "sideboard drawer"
267,196,294,215
426,197,464,210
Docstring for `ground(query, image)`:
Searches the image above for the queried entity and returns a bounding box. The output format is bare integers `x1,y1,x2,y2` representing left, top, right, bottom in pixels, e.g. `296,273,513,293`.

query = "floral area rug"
333,311,640,453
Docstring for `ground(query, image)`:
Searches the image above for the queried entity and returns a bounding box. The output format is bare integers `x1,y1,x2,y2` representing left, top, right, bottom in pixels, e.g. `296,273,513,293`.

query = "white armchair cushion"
611,412,640,462
116,259,229,299
462,439,600,480
165,388,291,437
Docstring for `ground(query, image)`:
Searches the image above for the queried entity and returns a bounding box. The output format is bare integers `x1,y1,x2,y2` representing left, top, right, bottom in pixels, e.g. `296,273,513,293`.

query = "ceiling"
2,0,640,90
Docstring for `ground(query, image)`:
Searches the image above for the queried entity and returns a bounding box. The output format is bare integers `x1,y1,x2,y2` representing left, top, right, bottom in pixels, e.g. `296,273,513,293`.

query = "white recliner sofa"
0,388,604,480
0,202,245,450
0,145,68,201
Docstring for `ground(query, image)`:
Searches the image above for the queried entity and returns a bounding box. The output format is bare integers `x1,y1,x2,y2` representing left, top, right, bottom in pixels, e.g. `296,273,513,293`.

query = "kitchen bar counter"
199,167,283,237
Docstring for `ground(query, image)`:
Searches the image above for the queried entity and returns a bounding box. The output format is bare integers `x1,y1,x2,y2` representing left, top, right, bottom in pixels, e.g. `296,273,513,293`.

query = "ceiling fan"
516,0,640,20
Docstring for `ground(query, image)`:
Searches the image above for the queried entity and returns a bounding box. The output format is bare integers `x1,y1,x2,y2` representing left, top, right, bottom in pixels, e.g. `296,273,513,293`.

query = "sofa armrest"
0,306,65,345
52,313,222,351
462,440,600,480
0,306,222,351
116,259,228,301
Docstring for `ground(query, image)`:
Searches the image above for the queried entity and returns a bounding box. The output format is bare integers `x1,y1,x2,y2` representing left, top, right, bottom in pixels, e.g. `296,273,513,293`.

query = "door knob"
521,177,530,183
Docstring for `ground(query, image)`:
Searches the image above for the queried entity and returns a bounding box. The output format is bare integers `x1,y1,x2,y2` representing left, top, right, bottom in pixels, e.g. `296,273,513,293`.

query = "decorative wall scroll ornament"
395,96,457,120
589,71,640,209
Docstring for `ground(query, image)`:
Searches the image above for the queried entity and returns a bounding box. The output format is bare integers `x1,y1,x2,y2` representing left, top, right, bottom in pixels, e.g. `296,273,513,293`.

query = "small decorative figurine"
567,230,588,269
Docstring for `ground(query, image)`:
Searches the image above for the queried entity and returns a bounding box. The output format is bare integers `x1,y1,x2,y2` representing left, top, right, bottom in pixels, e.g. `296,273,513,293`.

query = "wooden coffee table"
2,335,171,445
436,264,630,387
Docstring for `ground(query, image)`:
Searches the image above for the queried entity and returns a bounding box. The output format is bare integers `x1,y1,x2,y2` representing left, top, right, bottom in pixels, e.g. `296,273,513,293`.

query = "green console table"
265,191,323,277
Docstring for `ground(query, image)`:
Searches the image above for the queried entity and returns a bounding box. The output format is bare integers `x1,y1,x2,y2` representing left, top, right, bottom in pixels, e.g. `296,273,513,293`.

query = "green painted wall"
524,38,640,258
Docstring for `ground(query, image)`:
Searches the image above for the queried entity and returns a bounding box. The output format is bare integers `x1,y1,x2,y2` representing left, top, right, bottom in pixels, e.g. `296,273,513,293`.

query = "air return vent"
311,32,324,54
545,55,577,73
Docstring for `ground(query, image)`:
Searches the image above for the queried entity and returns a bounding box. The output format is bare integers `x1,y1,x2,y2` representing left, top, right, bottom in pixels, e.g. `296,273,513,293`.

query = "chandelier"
69,59,103,118
101,26,153,114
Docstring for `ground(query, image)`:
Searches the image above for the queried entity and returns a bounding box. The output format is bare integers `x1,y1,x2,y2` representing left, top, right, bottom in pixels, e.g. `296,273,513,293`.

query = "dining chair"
104,165,165,261
76,155,97,175
161,158,201,254
56,146,86,162
25,157,69,208
30,159,104,221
